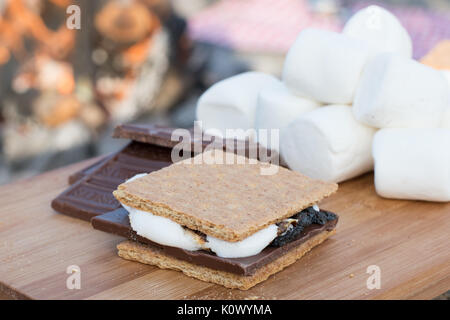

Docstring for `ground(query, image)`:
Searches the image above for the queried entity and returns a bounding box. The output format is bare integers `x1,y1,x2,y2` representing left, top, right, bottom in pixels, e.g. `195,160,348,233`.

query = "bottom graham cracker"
117,229,336,290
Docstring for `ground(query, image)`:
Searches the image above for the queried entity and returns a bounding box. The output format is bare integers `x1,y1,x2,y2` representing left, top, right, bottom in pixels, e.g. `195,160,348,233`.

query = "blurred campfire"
0,0,191,180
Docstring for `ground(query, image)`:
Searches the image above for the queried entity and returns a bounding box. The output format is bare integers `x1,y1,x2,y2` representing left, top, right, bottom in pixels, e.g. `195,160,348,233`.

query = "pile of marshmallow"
196,6,450,202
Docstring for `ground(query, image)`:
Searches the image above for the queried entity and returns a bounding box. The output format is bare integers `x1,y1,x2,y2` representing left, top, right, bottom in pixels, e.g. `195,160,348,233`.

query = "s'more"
111,150,339,290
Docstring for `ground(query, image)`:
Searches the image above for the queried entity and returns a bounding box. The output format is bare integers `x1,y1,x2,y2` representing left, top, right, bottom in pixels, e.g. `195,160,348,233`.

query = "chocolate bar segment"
112,124,194,148
52,142,174,221
68,154,115,185
91,208,338,276
113,123,273,161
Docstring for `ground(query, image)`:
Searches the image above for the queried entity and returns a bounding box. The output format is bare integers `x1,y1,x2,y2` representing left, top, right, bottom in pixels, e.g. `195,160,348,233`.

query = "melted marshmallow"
125,204,204,251
205,225,278,258
122,173,203,251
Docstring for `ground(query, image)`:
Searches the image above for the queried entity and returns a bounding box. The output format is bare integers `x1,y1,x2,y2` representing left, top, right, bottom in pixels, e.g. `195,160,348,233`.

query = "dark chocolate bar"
91,208,338,276
113,123,269,159
68,154,115,185
113,124,196,149
52,142,174,221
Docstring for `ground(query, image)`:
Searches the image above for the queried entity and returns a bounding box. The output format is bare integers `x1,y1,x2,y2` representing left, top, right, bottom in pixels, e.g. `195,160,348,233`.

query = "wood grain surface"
0,158,449,300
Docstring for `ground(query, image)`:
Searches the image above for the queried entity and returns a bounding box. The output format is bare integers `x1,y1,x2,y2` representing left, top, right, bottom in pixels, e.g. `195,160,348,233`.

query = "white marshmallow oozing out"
342,5,412,58
255,85,320,151
126,204,204,251
373,128,450,202
280,105,376,183
122,174,203,251
196,72,283,141
282,28,371,104
205,225,278,259
353,53,449,128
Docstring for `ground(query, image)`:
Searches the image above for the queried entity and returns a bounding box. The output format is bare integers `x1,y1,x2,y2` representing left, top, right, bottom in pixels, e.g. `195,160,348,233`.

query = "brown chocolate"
68,154,115,185
113,124,196,149
52,142,174,221
91,208,338,276
113,123,274,161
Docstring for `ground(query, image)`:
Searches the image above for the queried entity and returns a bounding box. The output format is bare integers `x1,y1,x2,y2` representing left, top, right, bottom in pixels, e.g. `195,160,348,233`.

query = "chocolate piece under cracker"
117,229,336,290
113,150,338,242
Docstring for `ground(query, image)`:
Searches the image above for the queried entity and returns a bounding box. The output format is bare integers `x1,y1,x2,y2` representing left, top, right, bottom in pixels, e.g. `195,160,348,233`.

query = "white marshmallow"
123,173,204,251
206,225,278,258
255,85,320,151
343,5,412,58
126,205,204,251
373,128,450,202
280,105,376,183
282,28,371,104
354,53,449,128
196,72,283,140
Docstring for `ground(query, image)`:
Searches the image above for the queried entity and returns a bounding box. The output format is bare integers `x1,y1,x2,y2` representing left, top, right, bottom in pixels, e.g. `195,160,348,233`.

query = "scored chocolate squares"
108,149,339,290
51,141,173,221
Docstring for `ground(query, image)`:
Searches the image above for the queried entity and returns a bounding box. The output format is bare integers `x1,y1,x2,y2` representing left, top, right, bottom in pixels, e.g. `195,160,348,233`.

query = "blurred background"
0,0,449,185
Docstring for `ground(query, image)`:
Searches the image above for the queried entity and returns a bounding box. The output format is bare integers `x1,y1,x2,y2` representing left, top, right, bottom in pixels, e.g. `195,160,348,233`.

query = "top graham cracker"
113,150,338,242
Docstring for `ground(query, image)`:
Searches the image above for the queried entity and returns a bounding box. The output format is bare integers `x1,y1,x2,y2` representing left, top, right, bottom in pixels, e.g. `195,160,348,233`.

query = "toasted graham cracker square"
113,150,337,242
117,229,336,290
421,40,450,70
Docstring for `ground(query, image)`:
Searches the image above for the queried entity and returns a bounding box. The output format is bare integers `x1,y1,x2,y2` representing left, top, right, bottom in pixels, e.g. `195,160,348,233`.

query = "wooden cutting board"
0,158,449,300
